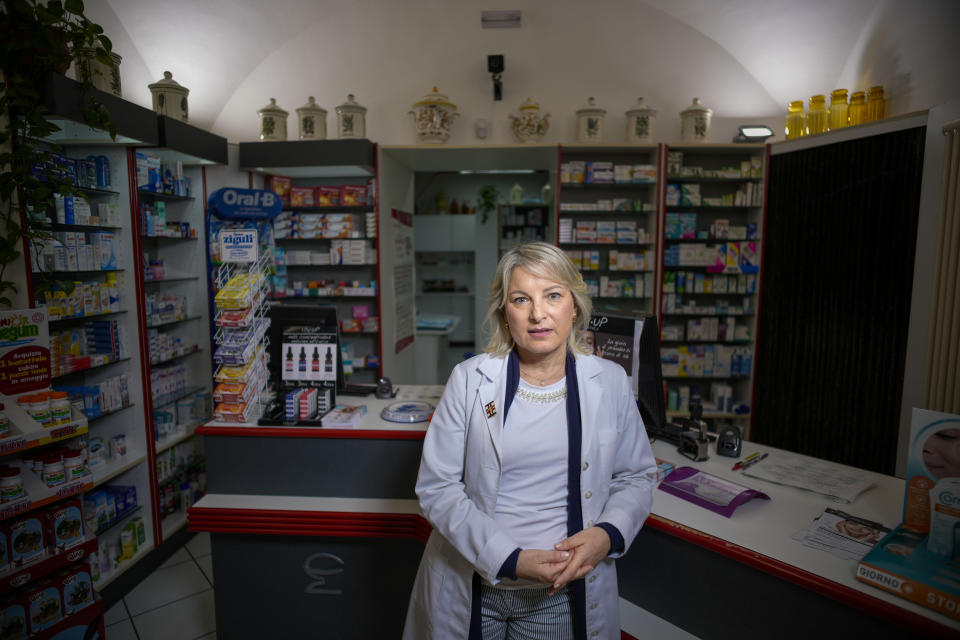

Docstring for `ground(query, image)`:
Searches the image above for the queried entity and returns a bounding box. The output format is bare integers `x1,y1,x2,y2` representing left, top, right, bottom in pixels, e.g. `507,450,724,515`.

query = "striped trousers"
480,583,574,640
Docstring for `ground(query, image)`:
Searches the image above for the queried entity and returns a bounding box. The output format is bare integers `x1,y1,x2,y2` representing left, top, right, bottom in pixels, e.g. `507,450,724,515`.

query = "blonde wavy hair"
484,242,592,357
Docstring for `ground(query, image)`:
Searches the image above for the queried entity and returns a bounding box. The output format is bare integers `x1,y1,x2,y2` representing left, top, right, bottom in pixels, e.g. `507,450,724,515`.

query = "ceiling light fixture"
734,125,774,143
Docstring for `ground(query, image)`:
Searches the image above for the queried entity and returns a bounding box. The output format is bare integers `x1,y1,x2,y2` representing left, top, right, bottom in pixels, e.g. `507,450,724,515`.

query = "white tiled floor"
104,532,216,640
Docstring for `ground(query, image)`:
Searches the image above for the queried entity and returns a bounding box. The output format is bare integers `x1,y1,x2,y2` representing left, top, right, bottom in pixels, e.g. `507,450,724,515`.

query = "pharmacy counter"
189,393,955,638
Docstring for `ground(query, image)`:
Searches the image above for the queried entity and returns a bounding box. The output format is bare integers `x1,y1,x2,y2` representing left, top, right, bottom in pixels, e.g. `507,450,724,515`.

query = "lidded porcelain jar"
296,96,327,140
509,98,550,143
76,50,123,97
409,87,460,144
148,71,189,122
336,94,367,139
575,97,606,142
625,97,657,143
680,97,712,142
258,98,289,141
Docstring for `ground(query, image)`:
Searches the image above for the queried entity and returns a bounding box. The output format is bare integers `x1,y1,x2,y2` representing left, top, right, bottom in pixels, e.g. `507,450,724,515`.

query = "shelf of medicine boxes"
239,138,380,376
134,116,226,454
557,145,661,312
0,536,99,596
660,144,768,430
32,71,163,589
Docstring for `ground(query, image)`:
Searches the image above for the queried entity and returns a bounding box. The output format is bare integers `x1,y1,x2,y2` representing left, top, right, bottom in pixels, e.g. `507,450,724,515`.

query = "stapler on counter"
676,402,710,462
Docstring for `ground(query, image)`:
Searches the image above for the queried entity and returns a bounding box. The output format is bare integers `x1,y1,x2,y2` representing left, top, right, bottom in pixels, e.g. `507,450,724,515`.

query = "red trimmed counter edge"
188,504,956,638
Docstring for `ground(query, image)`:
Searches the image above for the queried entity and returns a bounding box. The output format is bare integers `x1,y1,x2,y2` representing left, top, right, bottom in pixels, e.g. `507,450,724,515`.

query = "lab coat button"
589,603,597,611
591,630,599,637
587,520,594,527
584,490,592,499
582,461,589,470
588,575,596,583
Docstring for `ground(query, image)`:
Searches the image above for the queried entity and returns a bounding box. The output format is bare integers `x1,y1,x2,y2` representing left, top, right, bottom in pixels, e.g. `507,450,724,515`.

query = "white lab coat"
402,351,658,640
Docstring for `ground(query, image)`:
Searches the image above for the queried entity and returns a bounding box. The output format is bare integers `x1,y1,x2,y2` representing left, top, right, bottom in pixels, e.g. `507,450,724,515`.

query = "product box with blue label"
857,409,960,621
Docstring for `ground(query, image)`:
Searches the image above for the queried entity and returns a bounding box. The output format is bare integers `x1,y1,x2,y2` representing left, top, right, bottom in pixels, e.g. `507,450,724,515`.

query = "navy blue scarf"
468,349,586,640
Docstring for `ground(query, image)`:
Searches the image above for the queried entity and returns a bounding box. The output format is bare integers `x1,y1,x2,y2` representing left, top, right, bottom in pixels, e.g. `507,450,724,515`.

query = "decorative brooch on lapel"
484,401,497,418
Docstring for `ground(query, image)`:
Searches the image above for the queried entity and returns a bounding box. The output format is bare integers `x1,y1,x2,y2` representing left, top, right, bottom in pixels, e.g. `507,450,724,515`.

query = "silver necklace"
516,385,568,403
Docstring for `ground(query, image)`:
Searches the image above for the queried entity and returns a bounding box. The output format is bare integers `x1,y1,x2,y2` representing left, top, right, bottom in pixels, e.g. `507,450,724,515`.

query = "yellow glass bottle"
828,89,849,131
848,91,866,126
785,101,805,139
806,94,827,135
866,85,885,122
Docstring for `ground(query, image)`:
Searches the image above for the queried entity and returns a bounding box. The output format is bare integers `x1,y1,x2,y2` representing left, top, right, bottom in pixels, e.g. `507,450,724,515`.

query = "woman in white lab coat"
403,242,657,640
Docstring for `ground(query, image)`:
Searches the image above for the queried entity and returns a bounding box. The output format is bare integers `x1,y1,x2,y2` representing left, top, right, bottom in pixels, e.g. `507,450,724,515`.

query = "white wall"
838,0,960,118
211,0,784,145
84,0,959,147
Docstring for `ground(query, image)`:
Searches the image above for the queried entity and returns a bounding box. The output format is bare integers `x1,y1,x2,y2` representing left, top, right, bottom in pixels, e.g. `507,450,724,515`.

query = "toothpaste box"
857,409,960,621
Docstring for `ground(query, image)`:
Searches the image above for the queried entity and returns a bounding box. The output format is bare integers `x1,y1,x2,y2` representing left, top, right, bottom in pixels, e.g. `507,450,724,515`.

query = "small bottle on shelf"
848,91,866,126
828,89,849,131
806,94,827,135
866,85,885,122
785,100,805,139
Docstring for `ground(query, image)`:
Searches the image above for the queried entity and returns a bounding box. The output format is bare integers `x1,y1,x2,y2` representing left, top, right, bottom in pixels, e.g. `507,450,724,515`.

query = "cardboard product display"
260,304,342,426
857,409,960,621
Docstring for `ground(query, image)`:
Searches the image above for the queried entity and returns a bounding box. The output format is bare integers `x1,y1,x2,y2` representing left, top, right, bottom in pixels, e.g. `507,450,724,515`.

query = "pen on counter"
740,452,768,471
731,452,761,471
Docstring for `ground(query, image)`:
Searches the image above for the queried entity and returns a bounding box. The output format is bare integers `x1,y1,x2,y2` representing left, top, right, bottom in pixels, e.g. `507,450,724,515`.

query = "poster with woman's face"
922,427,960,480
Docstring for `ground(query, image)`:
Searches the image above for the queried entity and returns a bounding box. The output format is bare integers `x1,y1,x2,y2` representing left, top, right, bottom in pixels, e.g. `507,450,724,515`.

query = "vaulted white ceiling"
81,0,959,144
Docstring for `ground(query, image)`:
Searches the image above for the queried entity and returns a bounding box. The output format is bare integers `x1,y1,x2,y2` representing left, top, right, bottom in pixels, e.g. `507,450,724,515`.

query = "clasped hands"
515,526,611,595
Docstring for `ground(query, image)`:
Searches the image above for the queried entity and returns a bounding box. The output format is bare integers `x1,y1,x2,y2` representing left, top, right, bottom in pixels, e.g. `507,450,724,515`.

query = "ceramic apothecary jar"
76,50,123,97
336,94,367,139
258,98,289,141
625,97,656,143
409,87,460,144
296,96,327,140
509,98,550,143
148,71,189,122
680,97,713,143
575,97,606,143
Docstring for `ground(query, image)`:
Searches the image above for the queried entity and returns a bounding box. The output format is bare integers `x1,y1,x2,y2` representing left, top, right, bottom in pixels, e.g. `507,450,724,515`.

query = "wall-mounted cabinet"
238,139,382,383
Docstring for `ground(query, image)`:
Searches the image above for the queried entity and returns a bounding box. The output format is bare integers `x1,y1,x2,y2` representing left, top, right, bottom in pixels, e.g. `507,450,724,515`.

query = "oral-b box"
857,409,960,621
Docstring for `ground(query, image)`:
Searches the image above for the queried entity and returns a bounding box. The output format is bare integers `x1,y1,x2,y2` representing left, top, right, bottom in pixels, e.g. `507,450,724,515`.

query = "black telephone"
716,425,742,458
676,402,710,462
375,377,395,399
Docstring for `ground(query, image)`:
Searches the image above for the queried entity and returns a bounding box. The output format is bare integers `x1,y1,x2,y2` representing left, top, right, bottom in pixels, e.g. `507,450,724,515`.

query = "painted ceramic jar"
409,87,460,144
509,98,550,143
148,71,189,122
76,50,122,97
625,97,656,143
680,97,713,143
296,96,327,140
258,98,289,141
335,94,367,139
575,97,606,143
